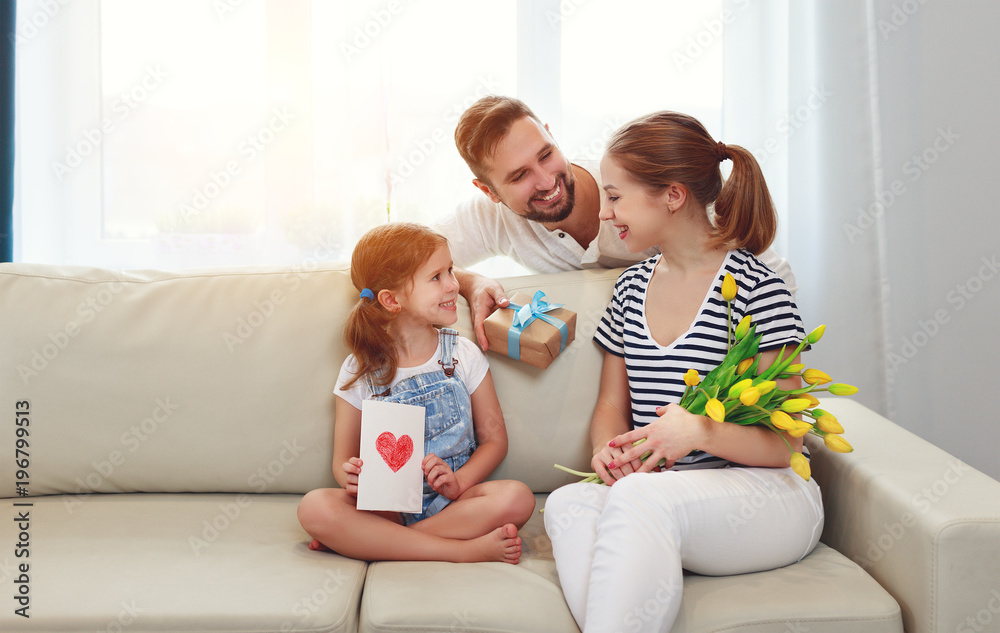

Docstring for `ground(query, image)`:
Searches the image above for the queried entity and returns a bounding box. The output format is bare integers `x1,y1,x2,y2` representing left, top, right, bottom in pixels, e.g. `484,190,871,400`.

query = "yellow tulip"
824,434,854,453
803,369,832,385
756,380,777,395
806,324,826,345
737,357,755,374
828,383,859,396
787,420,813,437
789,452,811,480
683,368,701,387
781,398,812,413
722,273,738,302
800,393,821,407
785,363,805,374
739,387,761,406
770,410,795,430
705,398,725,422
815,414,844,434
734,315,752,340
728,379,753,399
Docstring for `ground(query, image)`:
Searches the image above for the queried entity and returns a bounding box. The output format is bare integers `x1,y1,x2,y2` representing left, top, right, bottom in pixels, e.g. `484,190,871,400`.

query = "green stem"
553,463,596,478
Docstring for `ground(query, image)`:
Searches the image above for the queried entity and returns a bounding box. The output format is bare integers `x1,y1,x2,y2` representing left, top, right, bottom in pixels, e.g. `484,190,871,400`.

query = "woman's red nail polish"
609,440,616,447
608,462,616,469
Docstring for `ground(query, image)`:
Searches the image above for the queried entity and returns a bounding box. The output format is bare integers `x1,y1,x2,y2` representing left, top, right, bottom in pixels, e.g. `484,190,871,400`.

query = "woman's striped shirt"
593,250,807,470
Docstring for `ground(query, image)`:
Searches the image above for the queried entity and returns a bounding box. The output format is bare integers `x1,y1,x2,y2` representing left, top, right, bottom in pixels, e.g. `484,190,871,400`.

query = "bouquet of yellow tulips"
556,273,856,482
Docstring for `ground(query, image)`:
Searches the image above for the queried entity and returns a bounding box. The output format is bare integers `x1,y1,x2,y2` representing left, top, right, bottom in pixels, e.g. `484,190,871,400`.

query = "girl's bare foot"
308,538,331,551
467,523,522,564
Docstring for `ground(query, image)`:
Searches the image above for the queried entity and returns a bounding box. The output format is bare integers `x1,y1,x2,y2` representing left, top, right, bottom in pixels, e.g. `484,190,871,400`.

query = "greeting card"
357,399,425,513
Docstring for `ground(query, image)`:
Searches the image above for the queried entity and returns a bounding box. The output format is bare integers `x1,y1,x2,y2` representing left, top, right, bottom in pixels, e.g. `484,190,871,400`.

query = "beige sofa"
1,261,998,633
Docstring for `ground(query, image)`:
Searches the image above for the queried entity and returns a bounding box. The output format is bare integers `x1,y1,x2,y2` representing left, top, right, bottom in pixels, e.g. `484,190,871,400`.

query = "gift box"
484,290,577,369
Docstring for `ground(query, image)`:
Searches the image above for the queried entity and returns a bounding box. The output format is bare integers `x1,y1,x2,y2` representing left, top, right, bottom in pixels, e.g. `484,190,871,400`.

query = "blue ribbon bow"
506,291,569,361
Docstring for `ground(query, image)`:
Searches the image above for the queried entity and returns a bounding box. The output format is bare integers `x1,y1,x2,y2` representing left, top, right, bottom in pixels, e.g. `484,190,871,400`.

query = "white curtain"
14,0,725,274
726,0,1000,487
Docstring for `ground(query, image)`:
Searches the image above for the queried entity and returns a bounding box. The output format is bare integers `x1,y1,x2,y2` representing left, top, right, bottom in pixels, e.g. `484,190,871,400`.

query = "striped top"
594,250,806,470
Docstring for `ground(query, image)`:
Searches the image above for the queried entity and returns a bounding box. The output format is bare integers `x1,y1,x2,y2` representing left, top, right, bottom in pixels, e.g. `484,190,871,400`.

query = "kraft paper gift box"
484,290,576,369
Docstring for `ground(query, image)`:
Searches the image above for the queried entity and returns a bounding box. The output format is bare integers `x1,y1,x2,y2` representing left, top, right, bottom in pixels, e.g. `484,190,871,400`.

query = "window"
14,0,723,271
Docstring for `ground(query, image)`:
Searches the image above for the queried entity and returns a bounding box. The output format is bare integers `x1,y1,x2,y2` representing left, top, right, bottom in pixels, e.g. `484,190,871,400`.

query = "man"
436,96,795,350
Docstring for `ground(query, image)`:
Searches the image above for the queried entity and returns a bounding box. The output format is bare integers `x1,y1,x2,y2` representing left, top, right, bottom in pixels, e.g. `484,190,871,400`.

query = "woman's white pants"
543,467,824,633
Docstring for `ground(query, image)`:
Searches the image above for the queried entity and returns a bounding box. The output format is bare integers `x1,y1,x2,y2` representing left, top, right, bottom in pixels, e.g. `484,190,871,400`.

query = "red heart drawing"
375,432,414,473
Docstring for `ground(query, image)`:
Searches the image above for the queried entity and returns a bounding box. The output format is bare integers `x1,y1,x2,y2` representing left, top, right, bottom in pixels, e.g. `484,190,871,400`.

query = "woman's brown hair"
341,222,448,390
604,111,776,254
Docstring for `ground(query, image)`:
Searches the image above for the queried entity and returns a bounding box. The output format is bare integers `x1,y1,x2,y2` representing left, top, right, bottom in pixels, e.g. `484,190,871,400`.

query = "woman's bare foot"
308,538,331,551
465,523,522,564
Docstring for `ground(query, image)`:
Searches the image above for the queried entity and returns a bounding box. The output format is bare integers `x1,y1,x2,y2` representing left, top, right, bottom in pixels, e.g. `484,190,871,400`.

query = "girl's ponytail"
339,223,448,391
712,143,776,255
341,291,396,390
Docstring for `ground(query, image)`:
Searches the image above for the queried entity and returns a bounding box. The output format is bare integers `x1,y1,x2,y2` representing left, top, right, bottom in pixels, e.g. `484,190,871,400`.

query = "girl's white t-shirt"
335,335,490,410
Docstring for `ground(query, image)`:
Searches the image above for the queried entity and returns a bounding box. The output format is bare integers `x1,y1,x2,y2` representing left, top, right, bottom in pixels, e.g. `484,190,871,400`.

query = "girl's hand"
592,442,642,485
341,457,362,497
423,454,462,500
608,404,706,473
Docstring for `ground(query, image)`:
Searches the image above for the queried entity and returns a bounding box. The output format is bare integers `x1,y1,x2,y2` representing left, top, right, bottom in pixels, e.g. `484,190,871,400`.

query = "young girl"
543,112,825,631
297,222,535,563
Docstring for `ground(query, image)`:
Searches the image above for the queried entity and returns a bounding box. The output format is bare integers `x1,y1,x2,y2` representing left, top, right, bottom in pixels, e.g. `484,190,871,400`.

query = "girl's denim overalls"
367,328,477,525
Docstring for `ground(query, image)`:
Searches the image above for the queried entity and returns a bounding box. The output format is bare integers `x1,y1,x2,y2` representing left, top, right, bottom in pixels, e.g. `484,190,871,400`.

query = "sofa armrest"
807,399,1000,633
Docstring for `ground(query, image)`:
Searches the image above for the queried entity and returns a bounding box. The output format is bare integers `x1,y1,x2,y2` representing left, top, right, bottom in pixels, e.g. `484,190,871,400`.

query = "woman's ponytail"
712,143,776,255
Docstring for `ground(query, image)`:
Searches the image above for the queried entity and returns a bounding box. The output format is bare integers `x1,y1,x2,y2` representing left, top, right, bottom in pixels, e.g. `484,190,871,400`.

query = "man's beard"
519,173,577,223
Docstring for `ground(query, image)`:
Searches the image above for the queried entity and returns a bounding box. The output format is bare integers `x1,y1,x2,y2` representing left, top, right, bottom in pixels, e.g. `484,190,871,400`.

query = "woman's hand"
607,404,707,473
341,457,362,497
423,453,462,500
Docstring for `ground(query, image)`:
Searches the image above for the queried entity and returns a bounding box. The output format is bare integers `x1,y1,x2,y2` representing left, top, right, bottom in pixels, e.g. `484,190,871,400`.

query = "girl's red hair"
341,223,448,390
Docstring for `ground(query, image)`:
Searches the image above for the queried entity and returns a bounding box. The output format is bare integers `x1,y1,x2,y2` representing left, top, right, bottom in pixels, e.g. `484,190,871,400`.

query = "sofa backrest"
0,263,618,497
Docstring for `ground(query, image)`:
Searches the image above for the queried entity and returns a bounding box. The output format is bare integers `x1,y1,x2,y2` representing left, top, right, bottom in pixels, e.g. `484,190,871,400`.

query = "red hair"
605,111,776,254
341,223,448,390
454,95,541,185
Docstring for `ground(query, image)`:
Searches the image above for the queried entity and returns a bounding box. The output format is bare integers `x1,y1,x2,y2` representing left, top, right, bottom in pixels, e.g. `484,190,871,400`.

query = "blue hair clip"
360,288,375,301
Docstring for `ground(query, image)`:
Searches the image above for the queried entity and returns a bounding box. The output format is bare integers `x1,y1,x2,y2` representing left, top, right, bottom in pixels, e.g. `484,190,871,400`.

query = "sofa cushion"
0,493,366,633
357,494,902,633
